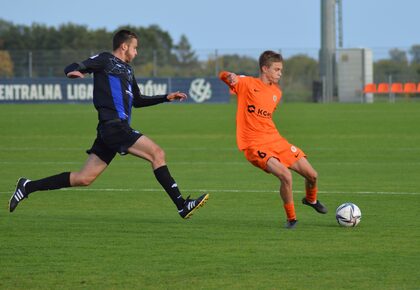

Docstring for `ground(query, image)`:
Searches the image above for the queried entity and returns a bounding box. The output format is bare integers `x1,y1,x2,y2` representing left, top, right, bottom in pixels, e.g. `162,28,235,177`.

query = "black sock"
25,172,71,195
153,165,185,210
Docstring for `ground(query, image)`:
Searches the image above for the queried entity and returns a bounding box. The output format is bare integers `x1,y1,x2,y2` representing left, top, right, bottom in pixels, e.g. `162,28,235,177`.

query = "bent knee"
151,147,166,164
307,170,318,184
277,170,293,185
72,174,96,187
79,177,94,186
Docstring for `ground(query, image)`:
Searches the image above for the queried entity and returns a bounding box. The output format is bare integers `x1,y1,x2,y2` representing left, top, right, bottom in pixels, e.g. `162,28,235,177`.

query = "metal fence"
2,48,264,78
1,47,418,102
2,47,413,75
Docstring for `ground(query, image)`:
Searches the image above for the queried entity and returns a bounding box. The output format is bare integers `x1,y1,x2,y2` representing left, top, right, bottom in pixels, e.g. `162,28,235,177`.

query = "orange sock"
306,186,318,204
283,202,296,221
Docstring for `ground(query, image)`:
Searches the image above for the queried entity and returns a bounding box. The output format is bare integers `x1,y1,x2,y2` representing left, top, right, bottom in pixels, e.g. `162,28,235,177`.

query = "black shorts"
86,119,143,165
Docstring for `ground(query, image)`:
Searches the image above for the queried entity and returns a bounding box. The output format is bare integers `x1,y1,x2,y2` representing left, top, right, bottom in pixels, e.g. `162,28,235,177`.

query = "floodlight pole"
319,0,336,102
337,0,343,48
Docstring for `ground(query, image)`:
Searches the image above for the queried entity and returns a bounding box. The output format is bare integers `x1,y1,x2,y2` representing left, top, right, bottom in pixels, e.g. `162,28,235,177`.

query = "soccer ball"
335,203,362,227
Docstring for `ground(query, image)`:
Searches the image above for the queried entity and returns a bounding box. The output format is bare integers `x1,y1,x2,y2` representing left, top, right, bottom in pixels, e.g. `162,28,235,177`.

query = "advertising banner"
0,77,230,104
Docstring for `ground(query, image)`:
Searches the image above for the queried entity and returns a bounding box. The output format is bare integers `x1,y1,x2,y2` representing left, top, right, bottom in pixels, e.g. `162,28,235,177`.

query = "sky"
2,0,419,59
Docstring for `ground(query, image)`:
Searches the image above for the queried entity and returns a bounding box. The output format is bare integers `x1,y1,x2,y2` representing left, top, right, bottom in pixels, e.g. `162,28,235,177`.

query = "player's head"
259,50,283,83
113,29,138,63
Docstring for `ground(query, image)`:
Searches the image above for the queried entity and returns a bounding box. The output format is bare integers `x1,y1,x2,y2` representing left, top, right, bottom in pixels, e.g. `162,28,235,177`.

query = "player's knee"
75,175,95,187
307,170,318,185
152,146,166,164
278,170,293,185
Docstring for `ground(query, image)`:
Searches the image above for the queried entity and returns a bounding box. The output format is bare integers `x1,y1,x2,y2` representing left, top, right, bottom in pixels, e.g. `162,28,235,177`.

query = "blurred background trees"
0,19,419,101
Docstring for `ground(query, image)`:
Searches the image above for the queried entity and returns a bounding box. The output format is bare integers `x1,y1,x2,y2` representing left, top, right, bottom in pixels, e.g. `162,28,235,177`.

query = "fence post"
388,75,395,103
214,49,219,77
28,51,32,78
153,50,157,77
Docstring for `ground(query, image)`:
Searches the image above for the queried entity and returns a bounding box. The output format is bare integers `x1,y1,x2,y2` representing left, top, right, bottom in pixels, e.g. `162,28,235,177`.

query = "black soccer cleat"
302,197,328,214
178,193,209,219
285,219,298,229
9,178,31,213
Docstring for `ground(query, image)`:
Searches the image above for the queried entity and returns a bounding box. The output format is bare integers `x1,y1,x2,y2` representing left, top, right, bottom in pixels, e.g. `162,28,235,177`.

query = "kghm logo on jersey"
247,104,272,118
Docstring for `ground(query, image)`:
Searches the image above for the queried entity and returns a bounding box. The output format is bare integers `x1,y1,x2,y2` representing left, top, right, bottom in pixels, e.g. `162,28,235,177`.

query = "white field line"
1,188,418,196
58,188,420,195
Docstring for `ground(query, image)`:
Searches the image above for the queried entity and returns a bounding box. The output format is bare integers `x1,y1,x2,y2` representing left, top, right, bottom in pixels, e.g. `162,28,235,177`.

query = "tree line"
375,47,420,83
0,19,419,100
0,19,267,79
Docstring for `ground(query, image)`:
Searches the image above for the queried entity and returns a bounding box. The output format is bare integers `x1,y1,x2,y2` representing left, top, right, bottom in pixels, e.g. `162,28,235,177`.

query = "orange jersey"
220,71,284,150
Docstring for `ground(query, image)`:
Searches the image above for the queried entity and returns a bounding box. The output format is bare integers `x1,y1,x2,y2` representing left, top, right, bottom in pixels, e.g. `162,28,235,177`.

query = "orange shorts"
243,139,306,172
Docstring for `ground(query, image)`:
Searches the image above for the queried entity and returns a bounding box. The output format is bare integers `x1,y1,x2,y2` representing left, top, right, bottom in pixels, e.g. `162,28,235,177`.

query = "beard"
124,51,133,63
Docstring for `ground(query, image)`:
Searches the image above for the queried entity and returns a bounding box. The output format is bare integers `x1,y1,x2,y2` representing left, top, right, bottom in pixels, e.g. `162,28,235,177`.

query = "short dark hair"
113,29,138,51
259,50,283,71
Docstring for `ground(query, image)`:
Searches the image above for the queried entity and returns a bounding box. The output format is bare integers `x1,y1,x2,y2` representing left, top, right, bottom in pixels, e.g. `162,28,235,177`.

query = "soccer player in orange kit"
219,50,327,229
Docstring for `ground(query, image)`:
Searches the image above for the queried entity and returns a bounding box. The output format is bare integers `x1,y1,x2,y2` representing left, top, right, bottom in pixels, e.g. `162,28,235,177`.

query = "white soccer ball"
335,203,362,227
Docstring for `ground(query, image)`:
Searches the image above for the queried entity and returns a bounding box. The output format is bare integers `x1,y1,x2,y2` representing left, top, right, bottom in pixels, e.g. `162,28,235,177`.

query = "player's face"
263,62,283,83
124,38,138,63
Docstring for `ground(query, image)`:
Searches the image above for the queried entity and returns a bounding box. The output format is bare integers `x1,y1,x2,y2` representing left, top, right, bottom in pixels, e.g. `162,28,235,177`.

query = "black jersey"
64,52,168,123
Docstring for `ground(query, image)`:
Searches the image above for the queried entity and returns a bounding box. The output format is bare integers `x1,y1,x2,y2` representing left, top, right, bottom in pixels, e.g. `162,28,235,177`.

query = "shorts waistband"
101,118,126,125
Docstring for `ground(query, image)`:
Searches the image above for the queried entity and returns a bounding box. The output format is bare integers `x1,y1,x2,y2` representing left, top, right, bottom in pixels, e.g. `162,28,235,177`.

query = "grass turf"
0,102,419,289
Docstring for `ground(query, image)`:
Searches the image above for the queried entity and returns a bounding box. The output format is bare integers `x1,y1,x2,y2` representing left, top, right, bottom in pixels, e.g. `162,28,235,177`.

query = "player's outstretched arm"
66,71,85,79
219,71,238,87
64,62,87,79
133,91,188,108
167,91,187,102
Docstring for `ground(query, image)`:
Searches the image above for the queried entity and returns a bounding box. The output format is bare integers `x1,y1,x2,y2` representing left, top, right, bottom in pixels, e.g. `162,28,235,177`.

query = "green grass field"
0,102,419,289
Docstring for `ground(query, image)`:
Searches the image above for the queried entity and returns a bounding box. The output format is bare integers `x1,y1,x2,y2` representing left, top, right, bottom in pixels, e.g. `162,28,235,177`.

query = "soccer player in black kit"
9,29,209,219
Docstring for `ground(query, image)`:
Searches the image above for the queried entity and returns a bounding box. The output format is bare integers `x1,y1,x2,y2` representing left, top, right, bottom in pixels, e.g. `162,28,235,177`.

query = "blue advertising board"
0,77,230,104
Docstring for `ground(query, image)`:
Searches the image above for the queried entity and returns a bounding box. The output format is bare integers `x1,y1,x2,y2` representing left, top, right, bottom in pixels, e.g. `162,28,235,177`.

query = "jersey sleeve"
219,71,246,95
131,77,141,98
78,53,107,73
132,78,169,107
64,52,107,75
132,94,169,108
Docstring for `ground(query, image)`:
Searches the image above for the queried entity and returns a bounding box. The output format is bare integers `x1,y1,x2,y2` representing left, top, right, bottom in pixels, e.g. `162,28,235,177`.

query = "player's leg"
290,157,318,201
69,153,108,186
128,135,209,219
267,157,293,203
266,157,297,228
290,157,328,214
127,134,167,169
9,153,108,212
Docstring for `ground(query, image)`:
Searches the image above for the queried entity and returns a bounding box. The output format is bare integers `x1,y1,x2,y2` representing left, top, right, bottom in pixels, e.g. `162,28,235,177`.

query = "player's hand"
167,91,187,102
227,73,238,86
67,71,85,79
